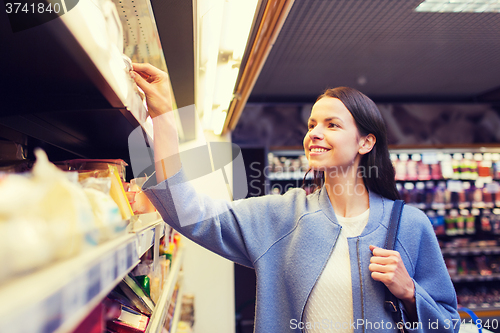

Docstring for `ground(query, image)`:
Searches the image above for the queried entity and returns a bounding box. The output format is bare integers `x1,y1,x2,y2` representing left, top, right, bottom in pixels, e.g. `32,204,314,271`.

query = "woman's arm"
130,63,181,183
130,63,303,267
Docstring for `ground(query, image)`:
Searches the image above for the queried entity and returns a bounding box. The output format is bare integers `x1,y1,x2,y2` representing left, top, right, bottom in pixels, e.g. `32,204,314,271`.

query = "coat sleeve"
142,168,302,268
398,206,460,333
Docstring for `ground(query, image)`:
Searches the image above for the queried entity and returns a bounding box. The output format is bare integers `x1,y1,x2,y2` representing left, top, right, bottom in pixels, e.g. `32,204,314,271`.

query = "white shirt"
303,209,370,333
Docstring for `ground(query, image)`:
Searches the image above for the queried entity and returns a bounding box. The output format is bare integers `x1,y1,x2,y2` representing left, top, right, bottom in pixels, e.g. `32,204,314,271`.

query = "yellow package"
108,165,134,220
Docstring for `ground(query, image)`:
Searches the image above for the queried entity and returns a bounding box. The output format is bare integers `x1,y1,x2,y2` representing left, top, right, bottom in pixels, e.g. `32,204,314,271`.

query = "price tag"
87,265,101,300
100,253,116,289
422,153,438,165
138,233,146,255
116,245,128,276
127,242,137,266
42,292,62,332
61,274,86,321
132,237,140,260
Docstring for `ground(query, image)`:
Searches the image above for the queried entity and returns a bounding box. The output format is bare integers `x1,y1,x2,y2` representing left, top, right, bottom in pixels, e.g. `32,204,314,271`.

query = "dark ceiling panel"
249,0,500,103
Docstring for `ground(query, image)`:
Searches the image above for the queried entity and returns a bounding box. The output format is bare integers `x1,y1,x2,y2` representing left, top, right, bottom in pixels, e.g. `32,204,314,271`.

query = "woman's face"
303,97,363,172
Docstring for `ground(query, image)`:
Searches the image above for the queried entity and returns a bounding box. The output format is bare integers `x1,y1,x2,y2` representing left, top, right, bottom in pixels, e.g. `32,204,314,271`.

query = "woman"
131,63,459,333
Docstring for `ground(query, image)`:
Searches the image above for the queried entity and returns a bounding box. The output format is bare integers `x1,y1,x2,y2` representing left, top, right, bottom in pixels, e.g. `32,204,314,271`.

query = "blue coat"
143,169,459,333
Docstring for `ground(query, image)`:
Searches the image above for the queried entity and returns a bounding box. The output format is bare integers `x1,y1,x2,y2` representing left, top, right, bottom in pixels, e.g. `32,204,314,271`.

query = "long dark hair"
304,87,400,201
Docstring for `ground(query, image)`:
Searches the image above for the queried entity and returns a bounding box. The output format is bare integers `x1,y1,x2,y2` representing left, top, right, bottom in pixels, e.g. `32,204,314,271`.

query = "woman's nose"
309,126,324,140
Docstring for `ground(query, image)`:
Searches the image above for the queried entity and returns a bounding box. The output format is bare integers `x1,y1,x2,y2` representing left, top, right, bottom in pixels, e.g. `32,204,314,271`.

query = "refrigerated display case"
0,0,187,331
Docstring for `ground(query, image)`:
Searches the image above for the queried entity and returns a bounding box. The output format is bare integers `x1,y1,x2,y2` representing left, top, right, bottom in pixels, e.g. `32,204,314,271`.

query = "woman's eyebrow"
308,117,343,123
324,117,344,123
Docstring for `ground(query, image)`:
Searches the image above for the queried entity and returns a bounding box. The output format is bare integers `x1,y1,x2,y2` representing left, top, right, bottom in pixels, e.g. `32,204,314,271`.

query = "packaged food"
57,159,128,182
107,305,149,333
0,149,101,281
109,165,134,220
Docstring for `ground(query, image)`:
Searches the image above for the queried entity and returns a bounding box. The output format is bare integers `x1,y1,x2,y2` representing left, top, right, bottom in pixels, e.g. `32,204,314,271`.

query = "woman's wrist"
402,280,416,303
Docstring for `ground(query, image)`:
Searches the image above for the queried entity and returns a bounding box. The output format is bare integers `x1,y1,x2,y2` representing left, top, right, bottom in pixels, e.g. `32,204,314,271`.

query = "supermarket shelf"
451,273,500,283
135,219,165,258
0,223,163,333
146,246,185,333
442,247,500,256
170,281,185,333
396,178,500,183
406,203,500,212
459,306,500,319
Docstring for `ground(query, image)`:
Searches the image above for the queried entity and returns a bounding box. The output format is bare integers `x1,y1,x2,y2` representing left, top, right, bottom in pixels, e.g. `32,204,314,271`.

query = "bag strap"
384,200,406,332
385,200,404,250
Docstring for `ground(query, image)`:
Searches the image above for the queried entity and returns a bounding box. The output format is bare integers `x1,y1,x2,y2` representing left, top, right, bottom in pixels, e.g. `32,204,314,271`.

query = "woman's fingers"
129,63,173,117
132,62,163,76
369,262,394,273
130,71,150,92
369,245,393,257
369,244,415,301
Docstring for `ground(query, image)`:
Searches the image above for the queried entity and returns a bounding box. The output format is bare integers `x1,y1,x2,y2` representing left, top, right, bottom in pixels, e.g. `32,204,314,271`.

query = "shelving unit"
0,220,164,333
452,274,500,283
442,247,500,256
169,280,185,333
145,246,185,333
0,0,194,329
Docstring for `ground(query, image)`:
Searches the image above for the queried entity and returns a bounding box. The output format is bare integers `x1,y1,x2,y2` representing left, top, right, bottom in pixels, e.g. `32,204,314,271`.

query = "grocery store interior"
2,0,500,332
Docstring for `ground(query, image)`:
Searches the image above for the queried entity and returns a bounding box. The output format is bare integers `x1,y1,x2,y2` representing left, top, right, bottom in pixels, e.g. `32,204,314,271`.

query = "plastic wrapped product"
109,165,134,220
0,217,53,281
107,305,149,333
32,150,97,251
83,187,124,242
118,275,155,315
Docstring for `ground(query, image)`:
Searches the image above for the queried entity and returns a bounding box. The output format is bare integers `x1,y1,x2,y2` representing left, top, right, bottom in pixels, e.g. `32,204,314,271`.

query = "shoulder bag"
384,199,407,333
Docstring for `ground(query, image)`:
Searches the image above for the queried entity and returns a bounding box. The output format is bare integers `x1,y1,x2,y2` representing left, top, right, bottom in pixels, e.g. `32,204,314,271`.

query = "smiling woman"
305,87,400,203
134,62,460,333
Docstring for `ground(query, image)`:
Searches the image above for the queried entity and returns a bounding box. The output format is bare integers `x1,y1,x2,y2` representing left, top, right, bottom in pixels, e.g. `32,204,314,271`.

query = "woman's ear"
359,134,376,155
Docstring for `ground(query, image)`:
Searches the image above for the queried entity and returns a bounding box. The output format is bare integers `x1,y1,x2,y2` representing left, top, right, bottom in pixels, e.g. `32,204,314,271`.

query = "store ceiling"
248,0,500,104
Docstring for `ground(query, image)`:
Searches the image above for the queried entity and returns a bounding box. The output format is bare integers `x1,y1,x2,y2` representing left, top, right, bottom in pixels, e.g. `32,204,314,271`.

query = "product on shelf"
164,283,180,332
179,293,195,328
390,151,500,181
427,210,445,236
56,159,128,182
81,177,125,242
267,153,310,180
109,165,134,220
0,149,112,282
456,285,500,309
106,303,149,333
73,302,104,333
118,275,155,315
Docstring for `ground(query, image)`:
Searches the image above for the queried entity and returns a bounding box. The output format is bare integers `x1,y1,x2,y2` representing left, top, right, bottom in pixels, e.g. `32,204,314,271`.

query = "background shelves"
0,222,163,333
451,273,500,283
442,247,500,256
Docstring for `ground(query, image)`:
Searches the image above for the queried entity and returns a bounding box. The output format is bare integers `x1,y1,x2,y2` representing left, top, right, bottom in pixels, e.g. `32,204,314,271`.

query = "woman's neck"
323,165,369,218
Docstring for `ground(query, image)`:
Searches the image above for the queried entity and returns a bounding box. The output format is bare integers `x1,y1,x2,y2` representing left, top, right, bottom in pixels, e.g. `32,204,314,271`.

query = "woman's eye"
308,124,314,129
329,123,338,128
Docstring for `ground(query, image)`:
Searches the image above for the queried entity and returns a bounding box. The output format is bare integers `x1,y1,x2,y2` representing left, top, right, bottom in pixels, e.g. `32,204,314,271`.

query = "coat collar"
317,186,388,235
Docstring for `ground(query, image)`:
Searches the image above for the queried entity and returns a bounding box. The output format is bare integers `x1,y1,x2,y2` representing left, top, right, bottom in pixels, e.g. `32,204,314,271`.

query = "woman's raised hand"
130,63,173,118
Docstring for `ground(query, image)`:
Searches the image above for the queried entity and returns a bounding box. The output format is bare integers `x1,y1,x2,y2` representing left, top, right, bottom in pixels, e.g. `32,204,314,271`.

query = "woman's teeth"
311,148,329,153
